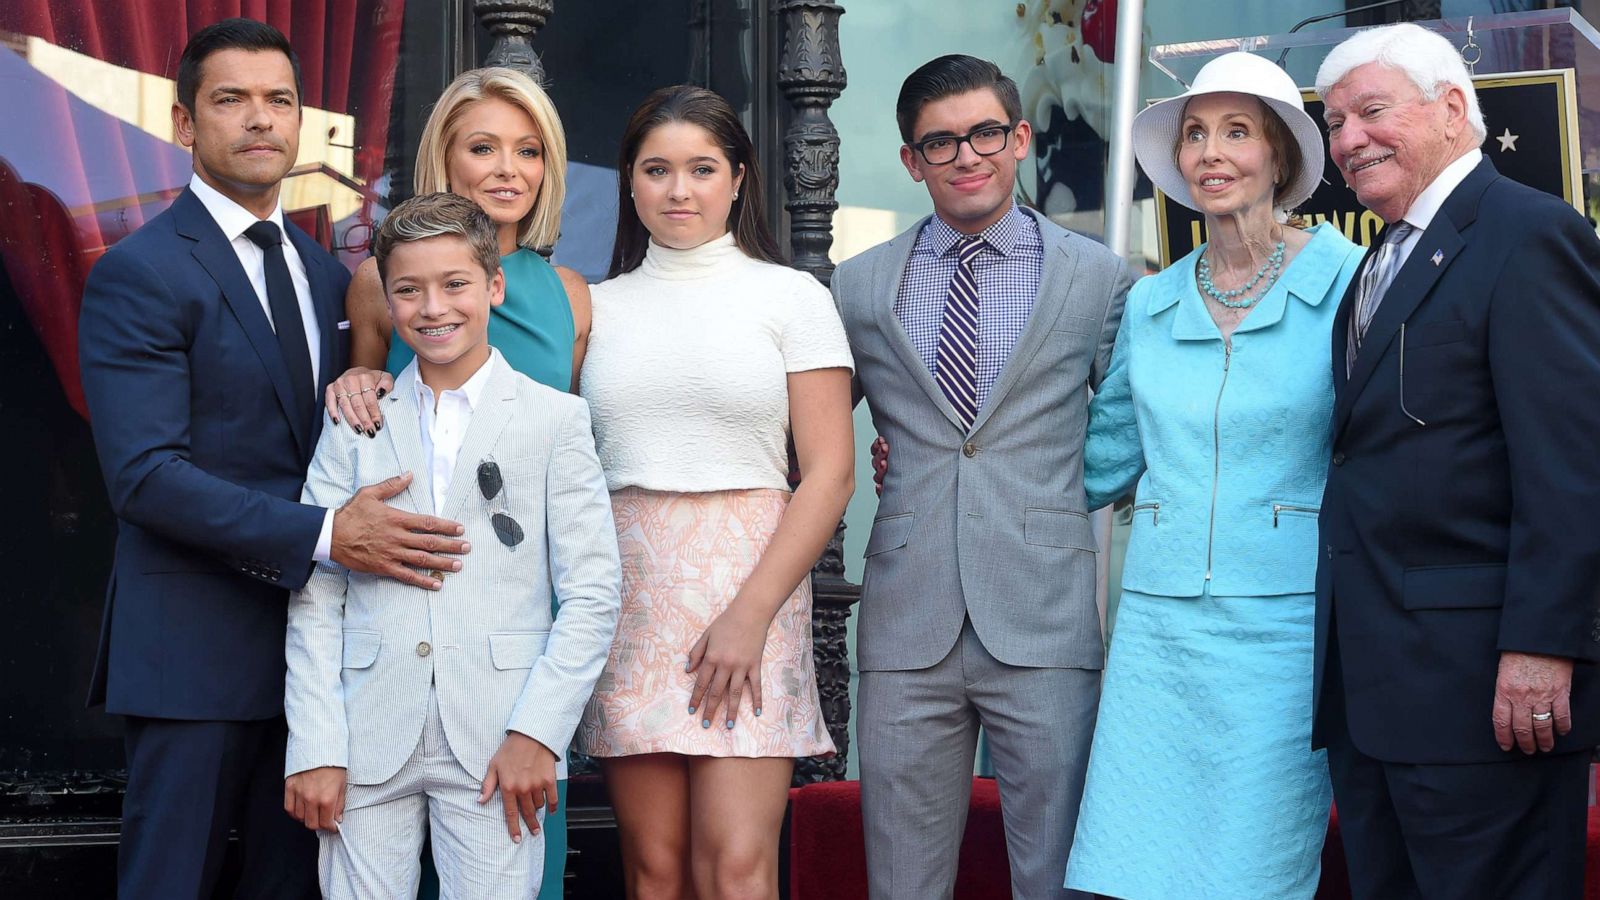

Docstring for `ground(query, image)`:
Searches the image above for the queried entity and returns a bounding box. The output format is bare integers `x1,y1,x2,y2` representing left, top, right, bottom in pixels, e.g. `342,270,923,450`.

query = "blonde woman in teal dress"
322,68,588,900
1062,54,1365,899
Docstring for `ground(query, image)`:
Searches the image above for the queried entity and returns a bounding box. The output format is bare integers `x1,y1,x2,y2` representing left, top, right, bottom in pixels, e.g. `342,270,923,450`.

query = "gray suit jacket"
285,354,621,784
833,208,1133,671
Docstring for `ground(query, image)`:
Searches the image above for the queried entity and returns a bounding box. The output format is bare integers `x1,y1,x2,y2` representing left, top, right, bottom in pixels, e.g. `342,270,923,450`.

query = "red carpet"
789,778,1010,899
789,769,1600,899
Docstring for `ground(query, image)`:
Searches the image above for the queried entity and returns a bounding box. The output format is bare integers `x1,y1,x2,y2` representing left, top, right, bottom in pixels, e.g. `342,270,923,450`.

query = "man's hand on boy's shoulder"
479,731,558,844
284,766,347,832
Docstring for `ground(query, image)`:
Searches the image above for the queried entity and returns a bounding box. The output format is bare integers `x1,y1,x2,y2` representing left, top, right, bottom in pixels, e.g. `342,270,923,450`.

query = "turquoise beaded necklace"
1196,241,1285,309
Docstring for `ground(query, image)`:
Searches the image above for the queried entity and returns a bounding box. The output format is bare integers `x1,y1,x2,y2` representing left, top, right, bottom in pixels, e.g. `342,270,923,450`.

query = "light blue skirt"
1064,589,1331,900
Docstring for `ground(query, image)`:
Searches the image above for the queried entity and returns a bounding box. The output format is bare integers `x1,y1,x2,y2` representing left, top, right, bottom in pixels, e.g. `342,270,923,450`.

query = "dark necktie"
243,220,315,425
1346,220,1415,375
936,235,985,429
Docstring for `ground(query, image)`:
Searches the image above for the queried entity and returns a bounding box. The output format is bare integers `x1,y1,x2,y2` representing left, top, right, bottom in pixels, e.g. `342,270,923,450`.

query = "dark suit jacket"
1313,157,1600,764
78,187,350,721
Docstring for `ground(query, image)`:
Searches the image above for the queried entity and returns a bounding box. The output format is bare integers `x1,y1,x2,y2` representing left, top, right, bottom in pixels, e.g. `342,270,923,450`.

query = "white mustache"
1343,151,1394,173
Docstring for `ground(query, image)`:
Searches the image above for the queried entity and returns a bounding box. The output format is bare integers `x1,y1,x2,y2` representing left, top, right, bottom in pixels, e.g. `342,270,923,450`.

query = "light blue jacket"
1086,223,1365,597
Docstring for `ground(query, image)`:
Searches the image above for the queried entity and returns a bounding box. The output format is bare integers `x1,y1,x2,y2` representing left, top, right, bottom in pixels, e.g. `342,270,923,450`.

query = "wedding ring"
1532,711,1554,722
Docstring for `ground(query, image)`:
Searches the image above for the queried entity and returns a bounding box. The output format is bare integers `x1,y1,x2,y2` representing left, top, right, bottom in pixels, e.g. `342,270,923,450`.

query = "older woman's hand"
325,367,395,437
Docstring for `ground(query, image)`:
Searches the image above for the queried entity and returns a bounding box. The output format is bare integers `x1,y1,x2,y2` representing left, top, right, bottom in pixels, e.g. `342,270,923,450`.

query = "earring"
629,191,634,198
732,190,739,201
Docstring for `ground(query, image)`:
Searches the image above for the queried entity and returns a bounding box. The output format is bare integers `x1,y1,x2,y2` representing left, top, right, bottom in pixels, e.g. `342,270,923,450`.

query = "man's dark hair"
895,55,1022,144
176,18,303,113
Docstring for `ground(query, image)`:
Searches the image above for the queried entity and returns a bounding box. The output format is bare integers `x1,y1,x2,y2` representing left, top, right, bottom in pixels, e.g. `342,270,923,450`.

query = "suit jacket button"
962,441,978,458
416,642,432,657
1332,452,1346,466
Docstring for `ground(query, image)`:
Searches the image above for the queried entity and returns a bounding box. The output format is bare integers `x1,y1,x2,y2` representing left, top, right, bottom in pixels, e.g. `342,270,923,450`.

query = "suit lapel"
440,356,518,525
286,223,341,396
175,189,309,454
1330,258,1362,400
969,210,1077,435
871,219,965,432
381,364,431,515
1332,157,1493,439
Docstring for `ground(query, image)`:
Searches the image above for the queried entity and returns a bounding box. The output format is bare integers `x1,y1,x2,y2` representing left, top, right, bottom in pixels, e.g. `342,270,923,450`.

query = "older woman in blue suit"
1063,53,1366,899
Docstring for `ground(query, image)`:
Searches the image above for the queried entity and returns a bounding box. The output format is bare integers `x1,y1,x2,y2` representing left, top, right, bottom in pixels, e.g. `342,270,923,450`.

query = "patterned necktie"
244,220,315,427
1346,220,1415,375
936,235,986,429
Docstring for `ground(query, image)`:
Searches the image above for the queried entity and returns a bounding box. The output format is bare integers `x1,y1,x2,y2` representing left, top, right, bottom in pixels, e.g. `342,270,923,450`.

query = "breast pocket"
1401,320,1476,423
1043,329,1093,383
488,470,547,593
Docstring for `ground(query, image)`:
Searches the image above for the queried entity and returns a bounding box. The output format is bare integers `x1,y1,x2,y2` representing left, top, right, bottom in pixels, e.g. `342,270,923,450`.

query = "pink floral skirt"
577,487,835,758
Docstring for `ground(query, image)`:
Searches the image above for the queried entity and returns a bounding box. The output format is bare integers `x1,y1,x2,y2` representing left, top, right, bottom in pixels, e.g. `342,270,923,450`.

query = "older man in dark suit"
78,18,471,899
1313,23,1600,899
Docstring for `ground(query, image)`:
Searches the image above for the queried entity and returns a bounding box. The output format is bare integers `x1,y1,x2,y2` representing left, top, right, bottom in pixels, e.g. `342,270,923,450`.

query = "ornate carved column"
473,0,554,81
777,1,858,785
776,0,846,284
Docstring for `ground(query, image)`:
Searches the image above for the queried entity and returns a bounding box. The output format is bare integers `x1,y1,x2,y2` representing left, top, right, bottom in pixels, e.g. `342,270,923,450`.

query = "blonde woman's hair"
414,67,568,250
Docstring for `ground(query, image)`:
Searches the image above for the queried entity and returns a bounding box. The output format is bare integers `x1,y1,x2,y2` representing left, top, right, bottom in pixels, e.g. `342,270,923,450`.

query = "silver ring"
1532,711,1554,722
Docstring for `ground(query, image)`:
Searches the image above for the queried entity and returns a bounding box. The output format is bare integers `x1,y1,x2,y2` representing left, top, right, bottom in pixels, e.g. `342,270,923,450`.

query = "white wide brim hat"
1133,51,1325,214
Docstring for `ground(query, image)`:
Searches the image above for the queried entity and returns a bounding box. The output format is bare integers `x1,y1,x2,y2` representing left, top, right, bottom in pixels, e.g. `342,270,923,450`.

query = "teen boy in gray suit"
831,56,1133,900
283,193,620,898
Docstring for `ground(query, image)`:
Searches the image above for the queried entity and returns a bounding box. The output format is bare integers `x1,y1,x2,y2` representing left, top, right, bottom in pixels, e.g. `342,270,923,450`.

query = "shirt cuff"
312,508,335,563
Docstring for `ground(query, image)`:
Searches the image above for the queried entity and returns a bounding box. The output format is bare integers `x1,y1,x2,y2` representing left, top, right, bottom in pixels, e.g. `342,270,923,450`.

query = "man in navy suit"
1313,24,1600,898
77,19,472,899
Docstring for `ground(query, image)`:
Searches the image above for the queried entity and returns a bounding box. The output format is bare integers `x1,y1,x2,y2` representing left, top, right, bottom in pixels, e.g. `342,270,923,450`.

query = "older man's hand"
1491,651,1574,754
331,472,469,590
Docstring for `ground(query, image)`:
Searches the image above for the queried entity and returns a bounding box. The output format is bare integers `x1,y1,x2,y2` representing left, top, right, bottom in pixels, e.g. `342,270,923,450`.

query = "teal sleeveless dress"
389,248,575,900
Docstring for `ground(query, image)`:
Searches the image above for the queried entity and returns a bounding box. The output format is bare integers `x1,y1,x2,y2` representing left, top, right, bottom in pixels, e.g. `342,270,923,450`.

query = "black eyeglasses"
909,123,1016,166
476,460,524,548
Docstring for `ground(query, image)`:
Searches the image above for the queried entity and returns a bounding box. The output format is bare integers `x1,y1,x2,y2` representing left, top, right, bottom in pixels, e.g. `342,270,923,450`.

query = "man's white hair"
1315,23,1486,142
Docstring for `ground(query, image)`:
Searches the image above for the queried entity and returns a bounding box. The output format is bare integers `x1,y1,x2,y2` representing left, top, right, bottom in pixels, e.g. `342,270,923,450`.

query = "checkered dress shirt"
895,204,1043,412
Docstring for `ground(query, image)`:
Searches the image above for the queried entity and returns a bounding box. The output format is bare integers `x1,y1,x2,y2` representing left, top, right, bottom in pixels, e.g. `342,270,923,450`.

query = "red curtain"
0,0,406,418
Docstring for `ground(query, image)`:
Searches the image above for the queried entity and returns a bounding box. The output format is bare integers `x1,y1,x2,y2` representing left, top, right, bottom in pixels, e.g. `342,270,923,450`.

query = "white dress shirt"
188,174,337,561
1394,148,1482,265
411,349,499,514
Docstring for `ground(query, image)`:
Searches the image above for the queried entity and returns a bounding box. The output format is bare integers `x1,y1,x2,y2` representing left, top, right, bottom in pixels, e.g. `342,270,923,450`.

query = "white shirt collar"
188,172,286,242
1400,148,1482,231
409,347,500,411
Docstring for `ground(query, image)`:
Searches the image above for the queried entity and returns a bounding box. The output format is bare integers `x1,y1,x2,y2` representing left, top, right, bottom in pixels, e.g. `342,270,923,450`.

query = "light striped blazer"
285,353,621,784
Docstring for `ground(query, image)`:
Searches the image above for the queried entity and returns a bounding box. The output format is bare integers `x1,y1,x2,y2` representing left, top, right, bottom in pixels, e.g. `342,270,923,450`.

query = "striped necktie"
1346,220,1415,376
936,235,985,429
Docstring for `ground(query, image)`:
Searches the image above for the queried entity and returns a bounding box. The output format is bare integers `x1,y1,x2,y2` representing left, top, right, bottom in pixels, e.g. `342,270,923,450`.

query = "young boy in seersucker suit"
283,192,620,898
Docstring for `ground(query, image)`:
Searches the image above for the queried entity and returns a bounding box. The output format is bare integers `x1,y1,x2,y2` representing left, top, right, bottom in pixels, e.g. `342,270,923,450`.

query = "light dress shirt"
1391,148,1482,264
411,349,498,514
187,174,338,561
894,203,1042,412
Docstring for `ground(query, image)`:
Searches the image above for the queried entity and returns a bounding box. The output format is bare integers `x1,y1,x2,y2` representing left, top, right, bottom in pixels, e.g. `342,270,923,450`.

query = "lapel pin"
1430,249,1444,266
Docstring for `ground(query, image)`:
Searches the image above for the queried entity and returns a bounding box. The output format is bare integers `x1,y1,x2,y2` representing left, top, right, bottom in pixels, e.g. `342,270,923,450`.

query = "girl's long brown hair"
608,85,786,278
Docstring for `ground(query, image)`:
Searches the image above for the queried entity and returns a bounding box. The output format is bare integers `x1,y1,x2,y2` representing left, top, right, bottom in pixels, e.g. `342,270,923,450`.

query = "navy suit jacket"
79,187,350,721
1314,157,1600,763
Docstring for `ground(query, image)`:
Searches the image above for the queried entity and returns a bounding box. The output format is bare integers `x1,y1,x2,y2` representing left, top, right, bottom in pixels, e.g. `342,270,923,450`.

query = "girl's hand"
686,606,768,731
